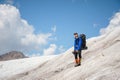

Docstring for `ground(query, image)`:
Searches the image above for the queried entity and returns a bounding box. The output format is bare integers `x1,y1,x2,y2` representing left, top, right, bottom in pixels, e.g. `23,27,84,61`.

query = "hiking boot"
78,58,81,64
77,63,81,66
74,63,81,67
74,64,78,67
75,59,78,64
74,59,81,67
74,58,81,67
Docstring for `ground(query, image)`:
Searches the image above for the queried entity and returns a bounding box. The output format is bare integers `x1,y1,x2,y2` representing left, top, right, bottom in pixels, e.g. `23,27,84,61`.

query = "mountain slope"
2,25,120,80
0,12,120,80
0,56,56,80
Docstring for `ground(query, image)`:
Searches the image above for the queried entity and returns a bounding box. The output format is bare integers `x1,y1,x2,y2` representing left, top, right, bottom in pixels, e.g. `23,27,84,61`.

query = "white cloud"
51,25,56,33
100,12,120,35
29,53,41,57
0,4,53,55
43,44,57,55
58,45,65,53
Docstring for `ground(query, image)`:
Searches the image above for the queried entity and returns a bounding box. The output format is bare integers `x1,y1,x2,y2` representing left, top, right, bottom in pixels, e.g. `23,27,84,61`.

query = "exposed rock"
0,51,28,61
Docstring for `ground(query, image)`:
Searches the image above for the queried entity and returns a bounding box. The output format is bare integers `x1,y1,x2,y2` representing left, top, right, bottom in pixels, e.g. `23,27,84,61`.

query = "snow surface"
0,12,120,80
0,56,56,79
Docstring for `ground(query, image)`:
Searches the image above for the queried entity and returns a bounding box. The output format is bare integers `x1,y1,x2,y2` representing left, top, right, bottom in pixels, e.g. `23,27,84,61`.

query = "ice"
0,56,56,79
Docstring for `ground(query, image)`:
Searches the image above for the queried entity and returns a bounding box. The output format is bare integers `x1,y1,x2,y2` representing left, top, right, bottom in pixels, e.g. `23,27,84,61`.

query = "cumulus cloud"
29,53,41,57
58,45,65,53
100,12,120,35
0,4,53,55
43,44,57,55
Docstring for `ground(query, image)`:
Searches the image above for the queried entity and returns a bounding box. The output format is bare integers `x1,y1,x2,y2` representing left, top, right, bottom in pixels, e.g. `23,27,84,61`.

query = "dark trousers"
74,50,82,59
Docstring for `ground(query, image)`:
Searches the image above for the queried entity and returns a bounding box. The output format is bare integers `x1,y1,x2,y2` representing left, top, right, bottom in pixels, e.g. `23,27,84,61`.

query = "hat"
74,32,78,35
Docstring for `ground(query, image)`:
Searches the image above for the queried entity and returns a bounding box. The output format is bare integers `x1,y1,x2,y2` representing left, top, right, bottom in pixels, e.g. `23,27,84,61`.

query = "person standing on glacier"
73,32,82,67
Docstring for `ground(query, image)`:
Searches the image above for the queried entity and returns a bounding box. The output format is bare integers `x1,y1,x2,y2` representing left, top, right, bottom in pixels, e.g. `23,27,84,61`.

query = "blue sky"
0,0,120,56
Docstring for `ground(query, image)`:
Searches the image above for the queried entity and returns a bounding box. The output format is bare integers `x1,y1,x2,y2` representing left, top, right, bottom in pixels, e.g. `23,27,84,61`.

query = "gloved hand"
72,51,75,54
72,50,77,54
75,50,78,52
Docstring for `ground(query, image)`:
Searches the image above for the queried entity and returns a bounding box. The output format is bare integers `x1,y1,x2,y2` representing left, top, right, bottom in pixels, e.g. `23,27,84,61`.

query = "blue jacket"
74,37,82,51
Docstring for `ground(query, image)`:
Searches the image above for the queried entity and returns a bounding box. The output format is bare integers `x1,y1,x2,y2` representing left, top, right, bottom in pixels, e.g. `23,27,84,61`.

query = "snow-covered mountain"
0,12,120,80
